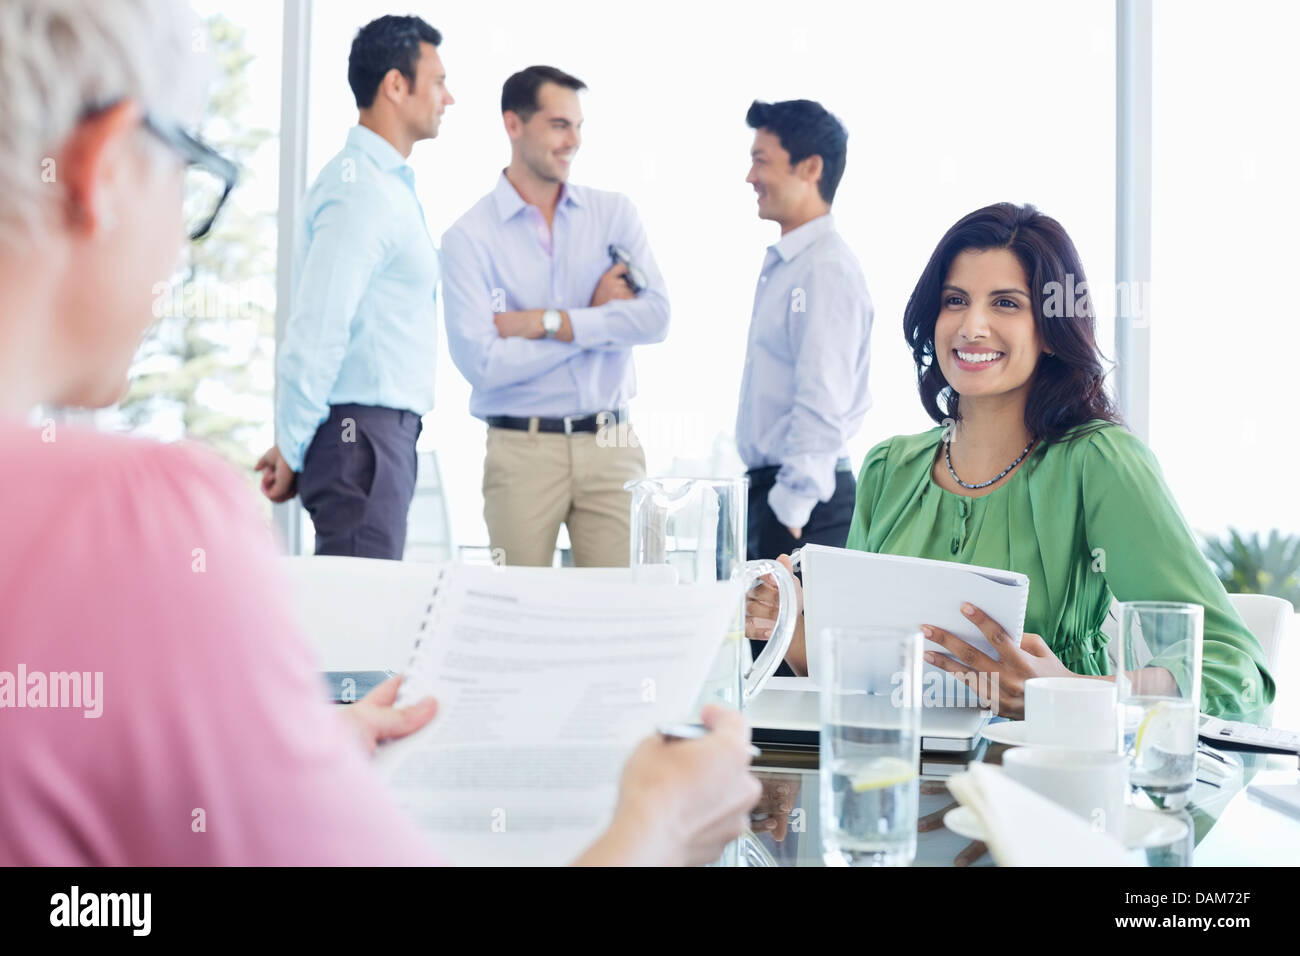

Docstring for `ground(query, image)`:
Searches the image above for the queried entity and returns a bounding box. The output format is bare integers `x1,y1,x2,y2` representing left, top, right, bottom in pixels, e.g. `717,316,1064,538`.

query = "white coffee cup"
1024,677,1118,751
1002,746,1128,836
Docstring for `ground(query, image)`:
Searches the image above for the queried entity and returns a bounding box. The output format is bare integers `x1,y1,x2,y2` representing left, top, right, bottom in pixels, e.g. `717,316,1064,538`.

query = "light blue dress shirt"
735,214,873,529
439,173,669,419
275,125,439,473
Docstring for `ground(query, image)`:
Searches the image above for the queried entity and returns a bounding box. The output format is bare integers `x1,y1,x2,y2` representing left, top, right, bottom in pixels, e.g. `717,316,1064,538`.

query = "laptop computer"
747,676,991,753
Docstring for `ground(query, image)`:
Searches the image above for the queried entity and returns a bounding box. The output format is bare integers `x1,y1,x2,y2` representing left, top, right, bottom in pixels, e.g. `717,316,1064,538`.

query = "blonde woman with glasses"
0,0,758,866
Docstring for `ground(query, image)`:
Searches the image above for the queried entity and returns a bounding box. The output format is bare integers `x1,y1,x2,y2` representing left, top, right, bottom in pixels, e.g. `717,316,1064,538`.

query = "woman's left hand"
921,603,1077,719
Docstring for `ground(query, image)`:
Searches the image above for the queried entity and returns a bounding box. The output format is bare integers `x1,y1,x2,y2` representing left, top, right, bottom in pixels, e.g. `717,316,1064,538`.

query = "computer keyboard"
1199,716,1300,755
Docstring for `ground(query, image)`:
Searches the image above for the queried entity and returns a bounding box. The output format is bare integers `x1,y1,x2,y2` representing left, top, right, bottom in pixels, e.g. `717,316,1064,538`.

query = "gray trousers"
298,404,421,560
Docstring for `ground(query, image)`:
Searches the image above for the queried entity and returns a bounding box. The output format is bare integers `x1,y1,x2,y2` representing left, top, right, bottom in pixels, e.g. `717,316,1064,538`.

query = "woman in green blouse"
746,202,1274,720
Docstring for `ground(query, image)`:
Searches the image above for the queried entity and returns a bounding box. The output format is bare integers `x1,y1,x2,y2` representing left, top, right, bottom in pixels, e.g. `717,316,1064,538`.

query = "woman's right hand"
574,705,762,866
744,553,807,675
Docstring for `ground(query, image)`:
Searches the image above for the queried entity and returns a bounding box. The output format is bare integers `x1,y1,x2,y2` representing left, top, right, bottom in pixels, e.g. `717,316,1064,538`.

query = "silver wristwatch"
541,308,563,338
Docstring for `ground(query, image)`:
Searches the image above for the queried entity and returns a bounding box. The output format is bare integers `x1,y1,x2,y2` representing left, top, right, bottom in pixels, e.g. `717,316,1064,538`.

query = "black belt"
746,457,852,483
486,408,627,435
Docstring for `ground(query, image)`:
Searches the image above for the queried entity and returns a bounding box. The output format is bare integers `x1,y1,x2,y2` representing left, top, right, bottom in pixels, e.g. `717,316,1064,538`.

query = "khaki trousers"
482,423,646,567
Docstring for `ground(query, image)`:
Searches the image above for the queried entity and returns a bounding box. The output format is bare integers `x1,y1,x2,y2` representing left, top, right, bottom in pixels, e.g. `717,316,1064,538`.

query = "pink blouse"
0,419,440,865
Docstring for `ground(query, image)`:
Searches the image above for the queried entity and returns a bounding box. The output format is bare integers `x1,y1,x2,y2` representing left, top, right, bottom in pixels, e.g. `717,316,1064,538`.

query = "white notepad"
799,544,1030,705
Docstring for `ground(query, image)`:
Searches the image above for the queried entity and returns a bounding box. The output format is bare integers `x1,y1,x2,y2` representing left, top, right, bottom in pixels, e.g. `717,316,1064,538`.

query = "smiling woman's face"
934,247,1047,405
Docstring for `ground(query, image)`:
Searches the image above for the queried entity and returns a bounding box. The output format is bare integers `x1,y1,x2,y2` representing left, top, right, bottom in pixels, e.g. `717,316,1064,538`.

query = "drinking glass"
1116,602,1203,811
820,627,923,866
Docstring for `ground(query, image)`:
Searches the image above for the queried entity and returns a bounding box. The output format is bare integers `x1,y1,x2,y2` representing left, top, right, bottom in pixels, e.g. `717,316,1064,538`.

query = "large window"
105,1,282,512
306,0,1116,555
75,1,1294,562
1149,0,1297,543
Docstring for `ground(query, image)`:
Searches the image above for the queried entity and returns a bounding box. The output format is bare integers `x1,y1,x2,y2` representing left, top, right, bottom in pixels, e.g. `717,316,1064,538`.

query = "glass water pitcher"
625,476,798,710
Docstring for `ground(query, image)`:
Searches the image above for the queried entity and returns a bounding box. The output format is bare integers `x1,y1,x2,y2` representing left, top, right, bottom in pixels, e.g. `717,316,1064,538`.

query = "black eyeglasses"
143,111,239,240
84,102,239,241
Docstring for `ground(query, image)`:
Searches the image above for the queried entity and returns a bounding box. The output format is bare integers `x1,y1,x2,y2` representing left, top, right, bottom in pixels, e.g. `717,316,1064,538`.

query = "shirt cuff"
564,306,607,349
277,403,332,474
282,441,306,475
767,482,818,531
275,417,310,473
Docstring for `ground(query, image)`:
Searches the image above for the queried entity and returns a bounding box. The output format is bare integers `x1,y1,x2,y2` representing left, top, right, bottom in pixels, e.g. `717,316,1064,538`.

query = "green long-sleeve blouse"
844,421,1275,718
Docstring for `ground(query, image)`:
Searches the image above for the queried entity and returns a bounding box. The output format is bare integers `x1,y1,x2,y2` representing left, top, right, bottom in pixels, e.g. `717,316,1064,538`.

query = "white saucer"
979,721,1109,751
979,720,1031,747
943,804,1189,849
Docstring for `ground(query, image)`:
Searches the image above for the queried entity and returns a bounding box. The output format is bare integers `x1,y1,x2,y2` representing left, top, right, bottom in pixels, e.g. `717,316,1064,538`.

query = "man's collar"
347,124,408,173
770,213,835,262
558,181,582,209
492,171,582,222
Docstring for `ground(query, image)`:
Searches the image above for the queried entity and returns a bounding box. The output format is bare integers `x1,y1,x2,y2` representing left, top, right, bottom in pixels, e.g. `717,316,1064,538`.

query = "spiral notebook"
799,544,1031,707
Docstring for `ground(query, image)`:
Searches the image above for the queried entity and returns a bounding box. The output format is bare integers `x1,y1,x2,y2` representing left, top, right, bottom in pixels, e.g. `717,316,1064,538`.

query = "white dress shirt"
735,214,873,528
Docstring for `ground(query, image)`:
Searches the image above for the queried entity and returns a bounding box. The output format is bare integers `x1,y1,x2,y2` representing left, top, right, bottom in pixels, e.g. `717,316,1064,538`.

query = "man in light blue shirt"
440,66,669,567
737,100,872,565
255,15,453,559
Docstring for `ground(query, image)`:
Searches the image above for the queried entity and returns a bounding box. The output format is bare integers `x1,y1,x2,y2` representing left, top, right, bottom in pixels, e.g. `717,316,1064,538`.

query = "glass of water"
1116,602,1203,811
820,627,922,867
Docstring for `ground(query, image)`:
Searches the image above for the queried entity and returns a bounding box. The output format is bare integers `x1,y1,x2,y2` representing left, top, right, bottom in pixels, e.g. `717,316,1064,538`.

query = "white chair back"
1227,593,1292,677
1103,593,1293,716
281,556,437,672
1228,593,1293,721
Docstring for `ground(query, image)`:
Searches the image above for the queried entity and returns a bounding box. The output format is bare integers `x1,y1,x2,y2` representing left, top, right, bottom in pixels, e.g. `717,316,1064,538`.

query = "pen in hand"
657,721,762,759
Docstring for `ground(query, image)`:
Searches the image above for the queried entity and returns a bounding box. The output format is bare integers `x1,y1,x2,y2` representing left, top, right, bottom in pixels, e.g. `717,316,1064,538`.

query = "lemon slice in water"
850,757,917,792
1134,701,1175,757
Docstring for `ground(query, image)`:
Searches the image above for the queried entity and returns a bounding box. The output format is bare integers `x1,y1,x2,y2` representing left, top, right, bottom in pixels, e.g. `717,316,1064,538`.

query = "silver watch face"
543,309,561,334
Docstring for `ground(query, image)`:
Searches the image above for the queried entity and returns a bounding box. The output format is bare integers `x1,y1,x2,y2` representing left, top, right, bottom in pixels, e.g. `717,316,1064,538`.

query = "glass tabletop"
743,732,1300,867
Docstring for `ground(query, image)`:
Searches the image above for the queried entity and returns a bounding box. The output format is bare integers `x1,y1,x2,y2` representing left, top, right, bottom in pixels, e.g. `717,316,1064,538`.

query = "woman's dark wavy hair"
902,202,1120,444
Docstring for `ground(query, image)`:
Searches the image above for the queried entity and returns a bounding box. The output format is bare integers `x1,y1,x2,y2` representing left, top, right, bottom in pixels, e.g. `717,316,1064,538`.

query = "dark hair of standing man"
745,99,849,204
348,15,443,109
501,65,588,120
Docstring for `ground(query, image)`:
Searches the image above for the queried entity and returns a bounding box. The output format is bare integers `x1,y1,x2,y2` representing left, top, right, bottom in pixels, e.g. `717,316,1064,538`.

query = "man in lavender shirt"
440,66,669,568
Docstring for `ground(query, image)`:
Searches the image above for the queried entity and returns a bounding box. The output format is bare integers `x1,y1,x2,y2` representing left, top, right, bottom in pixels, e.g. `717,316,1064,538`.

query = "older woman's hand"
339,675,439,755
574,704,762,866
921,603,1077,719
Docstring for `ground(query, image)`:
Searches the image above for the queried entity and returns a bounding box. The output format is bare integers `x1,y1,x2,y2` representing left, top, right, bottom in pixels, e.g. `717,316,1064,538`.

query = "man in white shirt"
737,99,873,561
